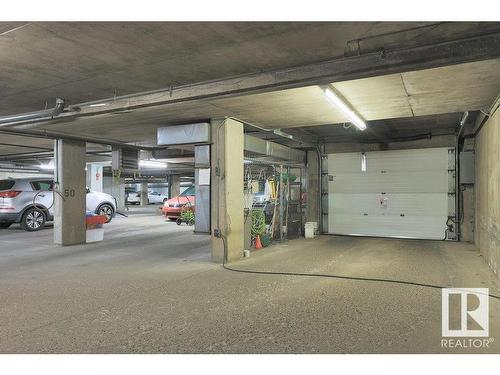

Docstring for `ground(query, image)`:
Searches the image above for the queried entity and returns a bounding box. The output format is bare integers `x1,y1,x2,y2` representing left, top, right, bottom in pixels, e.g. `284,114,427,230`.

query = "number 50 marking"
64,189,75,198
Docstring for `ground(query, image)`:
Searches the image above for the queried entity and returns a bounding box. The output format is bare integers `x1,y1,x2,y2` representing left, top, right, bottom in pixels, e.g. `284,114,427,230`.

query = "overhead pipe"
0,98,66,127
273,129,317,148
453,111,471,242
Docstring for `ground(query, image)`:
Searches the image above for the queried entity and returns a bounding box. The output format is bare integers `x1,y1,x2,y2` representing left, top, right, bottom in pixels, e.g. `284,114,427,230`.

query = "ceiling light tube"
39,161,54,170
139,160,168,169
323,87,367,131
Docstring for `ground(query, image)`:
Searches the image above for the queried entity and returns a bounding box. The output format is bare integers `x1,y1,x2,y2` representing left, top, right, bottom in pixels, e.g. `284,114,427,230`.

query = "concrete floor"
0,207,499,353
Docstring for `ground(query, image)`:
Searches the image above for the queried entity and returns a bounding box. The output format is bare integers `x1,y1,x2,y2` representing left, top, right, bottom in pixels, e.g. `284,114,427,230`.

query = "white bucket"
86,228,104,243
304,222,318,239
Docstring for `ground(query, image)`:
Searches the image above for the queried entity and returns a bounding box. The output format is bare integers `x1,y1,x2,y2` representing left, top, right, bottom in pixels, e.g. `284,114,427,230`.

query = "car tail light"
0,190,21,198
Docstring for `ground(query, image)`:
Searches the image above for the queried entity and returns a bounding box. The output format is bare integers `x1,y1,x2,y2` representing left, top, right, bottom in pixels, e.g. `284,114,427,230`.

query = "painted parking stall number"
64,189,75,198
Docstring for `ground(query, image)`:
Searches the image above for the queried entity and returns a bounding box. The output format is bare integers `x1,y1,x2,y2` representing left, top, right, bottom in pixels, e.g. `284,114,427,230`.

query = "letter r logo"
442,288,489,337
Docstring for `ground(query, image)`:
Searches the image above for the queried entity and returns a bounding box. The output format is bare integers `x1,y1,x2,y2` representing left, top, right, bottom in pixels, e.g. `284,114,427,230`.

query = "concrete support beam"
169,175,180,198
344,23,500,57
211,118,244,263
54,139,86,246
140,182,148,206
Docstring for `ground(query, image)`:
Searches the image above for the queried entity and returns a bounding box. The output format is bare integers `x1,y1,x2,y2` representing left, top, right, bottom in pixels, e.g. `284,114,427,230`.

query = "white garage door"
327,148,455,240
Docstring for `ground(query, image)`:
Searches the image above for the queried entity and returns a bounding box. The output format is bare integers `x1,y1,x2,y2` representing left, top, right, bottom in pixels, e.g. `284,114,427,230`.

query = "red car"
162,186,195,220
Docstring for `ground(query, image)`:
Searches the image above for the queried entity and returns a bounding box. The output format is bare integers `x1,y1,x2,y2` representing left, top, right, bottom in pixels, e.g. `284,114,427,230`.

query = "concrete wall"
461,186,475,243
475,107,500,278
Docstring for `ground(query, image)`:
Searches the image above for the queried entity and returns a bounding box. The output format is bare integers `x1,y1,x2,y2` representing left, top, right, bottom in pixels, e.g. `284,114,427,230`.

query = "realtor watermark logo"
441,288,493,349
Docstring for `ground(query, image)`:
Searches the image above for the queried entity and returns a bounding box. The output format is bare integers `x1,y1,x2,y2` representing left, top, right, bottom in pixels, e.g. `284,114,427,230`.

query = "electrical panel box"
459,151,475,184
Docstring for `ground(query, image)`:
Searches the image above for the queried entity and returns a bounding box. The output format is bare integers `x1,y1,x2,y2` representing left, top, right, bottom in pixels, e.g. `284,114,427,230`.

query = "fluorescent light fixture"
323,87,367,131
89,103,108,107
139,160,168,169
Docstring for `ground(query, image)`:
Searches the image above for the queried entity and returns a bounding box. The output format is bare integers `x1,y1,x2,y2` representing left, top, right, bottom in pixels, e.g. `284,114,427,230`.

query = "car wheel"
0,222,12,229
97,204,114,223
21,208,46,231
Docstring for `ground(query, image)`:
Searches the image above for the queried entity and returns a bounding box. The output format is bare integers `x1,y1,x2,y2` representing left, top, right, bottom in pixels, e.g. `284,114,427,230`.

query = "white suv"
0,178,117,231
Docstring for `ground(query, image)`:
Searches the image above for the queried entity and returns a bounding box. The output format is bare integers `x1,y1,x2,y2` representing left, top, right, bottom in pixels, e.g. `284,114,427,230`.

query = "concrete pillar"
104,173,126,213
210,118,244,263
54,139,86,246
169,175,180,198
306,150,320,224
140,182,148,206
194,145,211,233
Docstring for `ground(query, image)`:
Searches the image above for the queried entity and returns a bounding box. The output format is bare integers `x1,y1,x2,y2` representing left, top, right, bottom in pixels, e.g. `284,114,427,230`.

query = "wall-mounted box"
459,151,475,184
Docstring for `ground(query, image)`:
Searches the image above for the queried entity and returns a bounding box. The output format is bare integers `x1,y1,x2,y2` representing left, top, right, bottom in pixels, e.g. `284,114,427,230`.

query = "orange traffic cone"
255,235,263,250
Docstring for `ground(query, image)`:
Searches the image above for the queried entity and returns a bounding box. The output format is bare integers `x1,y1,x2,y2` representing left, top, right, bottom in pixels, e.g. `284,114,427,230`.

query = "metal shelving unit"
244,160,305,243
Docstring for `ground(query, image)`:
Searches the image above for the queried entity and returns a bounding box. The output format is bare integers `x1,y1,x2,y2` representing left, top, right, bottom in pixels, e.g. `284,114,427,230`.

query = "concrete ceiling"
1,21,445,115
1,21,500,161
296,112,464,143
214,58,500,128
22,58,500,143
243,111,468,149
